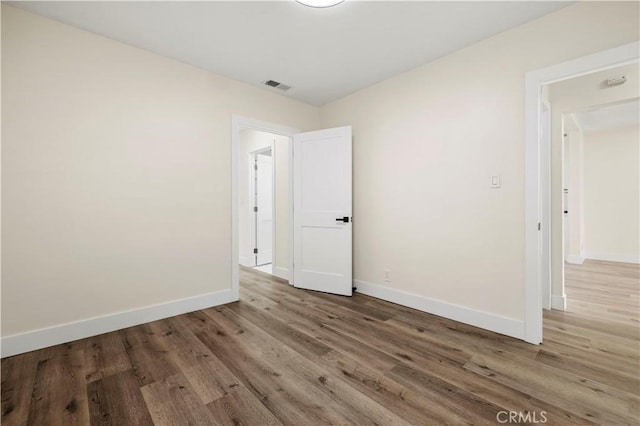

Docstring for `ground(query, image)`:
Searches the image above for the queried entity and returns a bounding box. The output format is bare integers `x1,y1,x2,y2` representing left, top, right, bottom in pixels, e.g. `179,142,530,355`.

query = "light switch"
491,175,500,189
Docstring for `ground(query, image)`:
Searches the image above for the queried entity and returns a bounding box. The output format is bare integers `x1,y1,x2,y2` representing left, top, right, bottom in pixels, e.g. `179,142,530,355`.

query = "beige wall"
320,2,640,321
548,62,639,300
1,6,318,337
238,129,290,277
583,127,640,260
3,2,640,343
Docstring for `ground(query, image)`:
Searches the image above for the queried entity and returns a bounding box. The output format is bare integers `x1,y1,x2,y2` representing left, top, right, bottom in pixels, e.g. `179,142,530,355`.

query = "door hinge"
538,222,541,231
253,206,258,212
253,248,258,254
254,163,258,170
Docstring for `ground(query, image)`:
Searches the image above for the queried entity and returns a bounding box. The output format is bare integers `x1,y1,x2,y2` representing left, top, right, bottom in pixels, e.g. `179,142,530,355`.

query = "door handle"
335,217,350,223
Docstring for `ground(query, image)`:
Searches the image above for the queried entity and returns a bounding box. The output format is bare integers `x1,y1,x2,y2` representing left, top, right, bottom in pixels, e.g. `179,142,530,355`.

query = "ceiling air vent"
262,80,292,91
605,75,627,87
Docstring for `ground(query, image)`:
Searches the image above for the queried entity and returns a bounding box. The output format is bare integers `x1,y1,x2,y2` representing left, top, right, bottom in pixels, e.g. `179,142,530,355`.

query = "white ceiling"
573,100,640,134
9,1,570,106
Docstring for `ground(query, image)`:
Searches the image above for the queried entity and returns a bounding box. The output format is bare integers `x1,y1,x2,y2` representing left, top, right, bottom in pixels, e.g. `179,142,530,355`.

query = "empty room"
1,1,639,425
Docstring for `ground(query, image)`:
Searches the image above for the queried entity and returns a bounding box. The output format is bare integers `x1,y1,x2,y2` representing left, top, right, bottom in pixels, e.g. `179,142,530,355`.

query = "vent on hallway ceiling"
605,75,627,87
262,80,292,91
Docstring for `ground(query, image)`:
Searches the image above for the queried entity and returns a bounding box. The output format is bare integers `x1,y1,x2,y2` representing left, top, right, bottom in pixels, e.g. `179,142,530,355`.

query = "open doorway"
559,100,639,323
543,64,639,320
524,41,639,344
238,127,292,280
231,116,353,301
250,146,273,273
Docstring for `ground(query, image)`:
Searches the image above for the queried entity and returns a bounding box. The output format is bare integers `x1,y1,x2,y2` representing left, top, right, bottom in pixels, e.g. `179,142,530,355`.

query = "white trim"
231,116,299,299
565,254,585,265
540,99,552,311
247,151,256,267
354,280,525,340
1,289,233,358
524,41,640,345
273,266,289,280
270,139,277,278
551,294,567,311
288,134,294,285
584,252,640,264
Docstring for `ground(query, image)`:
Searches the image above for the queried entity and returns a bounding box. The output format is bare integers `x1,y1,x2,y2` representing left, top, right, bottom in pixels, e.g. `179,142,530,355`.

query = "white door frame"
524,41,639,344
539,98,551,311
231,116,298,300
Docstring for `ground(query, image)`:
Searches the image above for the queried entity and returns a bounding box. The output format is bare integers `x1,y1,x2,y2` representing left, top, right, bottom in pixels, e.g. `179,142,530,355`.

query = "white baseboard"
551,294,567,311
273,266,289,281
565,254,585,265
353,280,525,340
584,252,640,264
1,289,235,358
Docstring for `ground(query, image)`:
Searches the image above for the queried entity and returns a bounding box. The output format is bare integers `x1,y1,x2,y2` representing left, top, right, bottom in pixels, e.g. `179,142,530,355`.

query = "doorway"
237,126,292,281
252,147,274,272
543,65,639,315
524,41,639,344
231,116,354,301
559,99,639,322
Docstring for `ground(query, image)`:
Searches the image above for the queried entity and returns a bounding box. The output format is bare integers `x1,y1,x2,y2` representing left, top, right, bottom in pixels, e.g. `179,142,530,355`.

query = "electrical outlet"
384,269,391,282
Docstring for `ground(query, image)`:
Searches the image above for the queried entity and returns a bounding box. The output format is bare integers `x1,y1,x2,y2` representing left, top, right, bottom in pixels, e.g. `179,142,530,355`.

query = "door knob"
335,217,350,223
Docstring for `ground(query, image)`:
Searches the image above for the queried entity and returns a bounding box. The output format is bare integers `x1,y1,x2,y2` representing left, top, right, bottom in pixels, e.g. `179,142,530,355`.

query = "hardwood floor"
2,263,639,425
564,260,639,325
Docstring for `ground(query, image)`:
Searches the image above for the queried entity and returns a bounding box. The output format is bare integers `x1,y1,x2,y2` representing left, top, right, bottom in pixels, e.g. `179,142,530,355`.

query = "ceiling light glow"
296,0,344,8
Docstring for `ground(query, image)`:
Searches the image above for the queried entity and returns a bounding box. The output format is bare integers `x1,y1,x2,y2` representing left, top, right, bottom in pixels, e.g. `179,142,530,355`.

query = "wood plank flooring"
564,260,639,325
2,261,639,425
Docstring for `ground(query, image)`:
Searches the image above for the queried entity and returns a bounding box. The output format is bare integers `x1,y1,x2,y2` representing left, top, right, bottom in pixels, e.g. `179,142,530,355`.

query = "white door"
256,152,273,266
293,126,352,296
